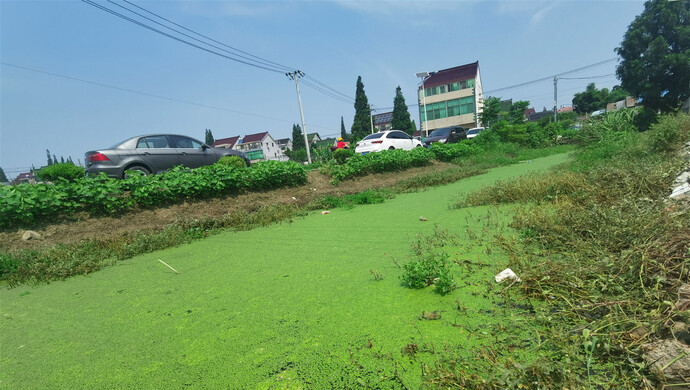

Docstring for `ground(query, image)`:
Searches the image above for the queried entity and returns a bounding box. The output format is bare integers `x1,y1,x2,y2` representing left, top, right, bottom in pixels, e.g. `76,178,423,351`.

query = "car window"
137,136,171,149
388,131,410,139
430,129,450,137
362,133,383,140
170,135,202,149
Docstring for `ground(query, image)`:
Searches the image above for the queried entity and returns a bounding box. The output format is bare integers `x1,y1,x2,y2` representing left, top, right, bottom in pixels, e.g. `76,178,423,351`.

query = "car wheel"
388,146,395,150
124,165,151,179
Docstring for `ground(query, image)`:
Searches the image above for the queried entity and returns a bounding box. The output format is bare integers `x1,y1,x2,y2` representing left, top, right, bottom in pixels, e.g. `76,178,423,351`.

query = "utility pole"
553,76,558,123
286,70,311,164
368,104,374,133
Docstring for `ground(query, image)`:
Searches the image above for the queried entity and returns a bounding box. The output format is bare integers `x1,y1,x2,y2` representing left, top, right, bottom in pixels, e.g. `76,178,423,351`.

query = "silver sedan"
85,134,250,179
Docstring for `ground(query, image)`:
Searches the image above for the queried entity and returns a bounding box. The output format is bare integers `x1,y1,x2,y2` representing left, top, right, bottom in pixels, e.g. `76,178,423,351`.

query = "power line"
82,0,286,73
484,58,618,95
82,0,353,105
2,62,293,123
119,0,294,73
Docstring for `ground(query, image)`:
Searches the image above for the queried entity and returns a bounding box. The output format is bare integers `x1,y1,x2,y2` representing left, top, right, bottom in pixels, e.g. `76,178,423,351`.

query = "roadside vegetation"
436,111,690,388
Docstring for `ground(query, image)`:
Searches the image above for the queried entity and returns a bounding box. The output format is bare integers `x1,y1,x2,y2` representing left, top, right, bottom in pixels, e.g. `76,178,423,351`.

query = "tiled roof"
374,112,393,125
242,131,269,143
423,61,479,88
276,138,291,145
212,136,239,148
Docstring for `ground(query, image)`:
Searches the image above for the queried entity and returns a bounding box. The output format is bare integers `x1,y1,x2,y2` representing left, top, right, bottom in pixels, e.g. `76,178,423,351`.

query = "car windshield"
429,129,450,137
362,133,384,140
467,129,480,135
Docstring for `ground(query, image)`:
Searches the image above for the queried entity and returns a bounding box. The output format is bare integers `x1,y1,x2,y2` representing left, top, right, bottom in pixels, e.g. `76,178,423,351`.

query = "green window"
447,99,460,117
460,96,475,114
247,150,264,160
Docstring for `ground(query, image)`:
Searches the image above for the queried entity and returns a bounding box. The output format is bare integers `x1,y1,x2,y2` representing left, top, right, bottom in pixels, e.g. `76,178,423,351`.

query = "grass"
0,153,571,389
439,113,690,388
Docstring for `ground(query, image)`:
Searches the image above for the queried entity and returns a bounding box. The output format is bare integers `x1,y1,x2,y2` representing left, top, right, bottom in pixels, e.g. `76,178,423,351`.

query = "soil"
0,162,456,252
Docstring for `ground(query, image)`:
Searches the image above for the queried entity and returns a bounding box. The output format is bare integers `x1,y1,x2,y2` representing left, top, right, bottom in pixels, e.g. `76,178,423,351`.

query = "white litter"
495,268,521,283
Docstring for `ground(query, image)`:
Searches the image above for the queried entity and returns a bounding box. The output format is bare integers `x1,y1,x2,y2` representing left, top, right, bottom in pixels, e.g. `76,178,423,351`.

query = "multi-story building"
418,61,483,136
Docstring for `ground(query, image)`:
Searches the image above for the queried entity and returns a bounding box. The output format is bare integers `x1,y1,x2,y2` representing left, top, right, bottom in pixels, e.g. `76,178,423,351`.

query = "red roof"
242,132,269,144
212,136,239,148
422,61,479,89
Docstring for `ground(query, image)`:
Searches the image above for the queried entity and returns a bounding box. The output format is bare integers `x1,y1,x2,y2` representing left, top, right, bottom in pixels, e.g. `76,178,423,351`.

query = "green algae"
0,153,571,388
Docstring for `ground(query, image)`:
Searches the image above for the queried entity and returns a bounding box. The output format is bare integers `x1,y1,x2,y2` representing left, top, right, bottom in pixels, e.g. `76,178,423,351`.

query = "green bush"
321,147,433,182
0,159,307,229
216,155,248,169
36,163,85,182
332,148,353,164
400,228,457,295
647,114,690,153
429,142,480,162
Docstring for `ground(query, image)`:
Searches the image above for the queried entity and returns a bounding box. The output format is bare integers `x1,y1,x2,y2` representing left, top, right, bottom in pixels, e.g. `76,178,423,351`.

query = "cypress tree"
351,76,371,141
0,167,7,182
391,86,414,135
46,149,53,166
205,129,215,145
340,116,347,141
291,124,305,150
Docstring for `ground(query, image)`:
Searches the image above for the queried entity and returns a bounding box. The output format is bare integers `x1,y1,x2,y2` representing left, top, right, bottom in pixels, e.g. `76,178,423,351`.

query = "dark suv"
423,126,467,147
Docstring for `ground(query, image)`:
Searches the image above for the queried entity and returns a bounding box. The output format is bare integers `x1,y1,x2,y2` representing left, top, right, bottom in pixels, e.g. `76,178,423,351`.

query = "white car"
355,130,423,155
466,127,485,139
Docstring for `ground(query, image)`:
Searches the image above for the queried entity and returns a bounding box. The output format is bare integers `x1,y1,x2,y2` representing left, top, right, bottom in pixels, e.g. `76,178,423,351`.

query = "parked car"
85,134,250,179
422,126,467,147
354,130,423,155
466,127,485,139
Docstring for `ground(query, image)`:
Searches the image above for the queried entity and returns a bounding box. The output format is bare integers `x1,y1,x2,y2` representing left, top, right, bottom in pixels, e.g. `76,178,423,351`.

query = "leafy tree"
291,124,305,150
53,154,58,166
507,100,530,124
0,167,7,182
351,76,372,140
205,129,215,145
615,0,690,113
479,96,501,127
572,83,632,114
46,149,53,166
391,86,415,135
573,83,605,114
340,116,348,141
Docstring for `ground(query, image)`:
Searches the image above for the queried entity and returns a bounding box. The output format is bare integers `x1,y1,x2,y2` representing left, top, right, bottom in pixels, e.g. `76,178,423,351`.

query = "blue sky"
1,0,645,179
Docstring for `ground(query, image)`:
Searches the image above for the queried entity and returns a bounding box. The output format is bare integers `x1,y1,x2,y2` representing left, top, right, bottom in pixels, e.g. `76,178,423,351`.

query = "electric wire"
120,0,294,73
81,0,285,73
82,0,353,105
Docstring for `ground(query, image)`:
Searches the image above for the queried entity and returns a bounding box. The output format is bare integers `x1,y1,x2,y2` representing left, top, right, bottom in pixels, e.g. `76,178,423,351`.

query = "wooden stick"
158,259,179,274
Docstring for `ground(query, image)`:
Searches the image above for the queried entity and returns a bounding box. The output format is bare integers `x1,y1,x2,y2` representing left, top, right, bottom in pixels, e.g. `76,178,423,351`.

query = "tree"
291,124,305,150
205,129,215,145
351,76,372,140
0,167,7,182
615,0,690,113
573,83,605,114
340,116,348,141
479,96,501,127
507,100,530,124
46,149,53,166
391,86,415,135
572,83,631,114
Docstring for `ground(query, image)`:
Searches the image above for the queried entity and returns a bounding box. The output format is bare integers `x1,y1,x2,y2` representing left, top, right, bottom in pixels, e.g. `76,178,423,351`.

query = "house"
418,61,484,136
606,97,637,112
276,138,293,152
212,136,240,149
306,133,321,145
11,171,36,185
313,138,337,150
233,131,287,162
373,112,393,132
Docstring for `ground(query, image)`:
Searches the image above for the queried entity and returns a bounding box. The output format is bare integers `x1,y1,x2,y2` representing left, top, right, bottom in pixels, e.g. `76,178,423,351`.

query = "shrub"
400,228,457,295
36,163,85,182
216,155,248,169
647,114,690,153
429,142,480,162
332,148,353,164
